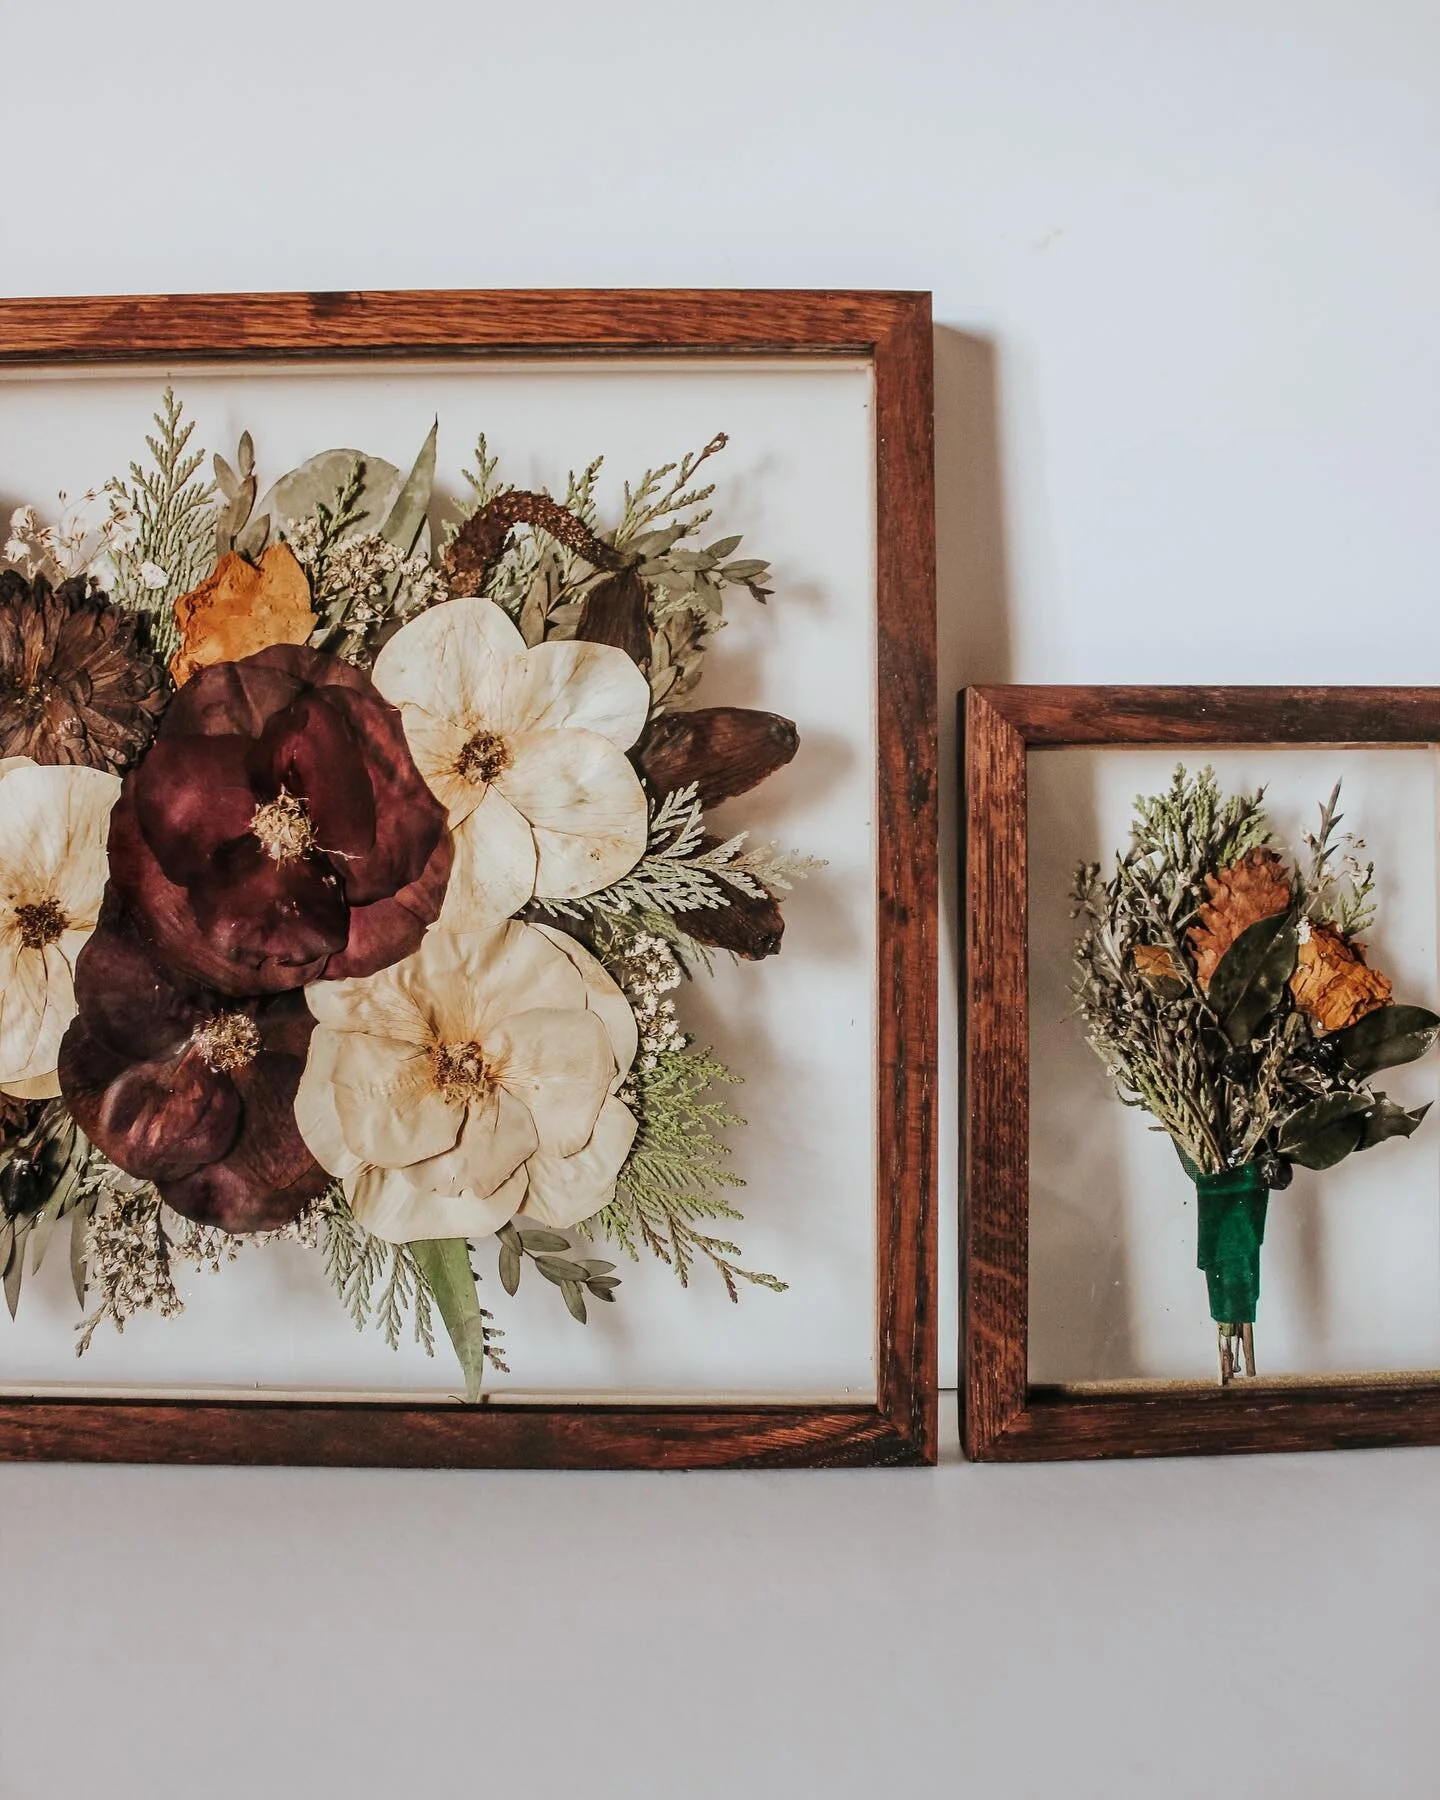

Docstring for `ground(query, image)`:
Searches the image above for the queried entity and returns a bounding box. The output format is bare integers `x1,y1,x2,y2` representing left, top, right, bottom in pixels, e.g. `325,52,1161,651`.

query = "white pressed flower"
372,595,650,926
8,507,34,533
139,561,169,590
294,918,638,1244
0,758,121,1098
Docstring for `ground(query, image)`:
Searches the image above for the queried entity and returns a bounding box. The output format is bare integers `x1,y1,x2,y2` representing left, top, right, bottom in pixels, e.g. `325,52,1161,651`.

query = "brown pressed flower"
1134,943,1185,986
170,545,316,687
0,571,167,772
634,707,799,811
1187,847,1291,988
1290,923,1393,1032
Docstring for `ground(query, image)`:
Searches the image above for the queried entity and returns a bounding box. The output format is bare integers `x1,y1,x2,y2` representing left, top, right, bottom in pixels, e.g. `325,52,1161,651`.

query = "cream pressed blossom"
294,918,639,1244
0,756,121,1098
371,594,651,926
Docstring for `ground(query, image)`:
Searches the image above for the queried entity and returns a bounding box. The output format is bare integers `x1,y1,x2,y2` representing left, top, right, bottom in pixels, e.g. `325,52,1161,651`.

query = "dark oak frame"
964,685,1440,1461
0,289,937,1469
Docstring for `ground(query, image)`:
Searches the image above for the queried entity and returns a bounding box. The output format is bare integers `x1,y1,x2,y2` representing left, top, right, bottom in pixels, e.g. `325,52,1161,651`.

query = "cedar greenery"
587,1045,786,1299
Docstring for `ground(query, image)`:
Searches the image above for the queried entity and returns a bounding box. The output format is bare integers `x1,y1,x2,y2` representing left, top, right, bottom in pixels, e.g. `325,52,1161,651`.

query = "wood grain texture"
0,289,926,362
962,683,1440,1461
0,290,938,1469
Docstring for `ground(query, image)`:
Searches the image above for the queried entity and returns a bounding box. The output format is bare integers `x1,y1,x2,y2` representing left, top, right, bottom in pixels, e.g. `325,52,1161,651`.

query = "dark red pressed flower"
59,908,327,1232
107,642,451,995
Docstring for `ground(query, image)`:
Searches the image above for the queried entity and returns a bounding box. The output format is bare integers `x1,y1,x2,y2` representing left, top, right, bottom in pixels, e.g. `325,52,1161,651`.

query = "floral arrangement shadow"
0,400,820,1396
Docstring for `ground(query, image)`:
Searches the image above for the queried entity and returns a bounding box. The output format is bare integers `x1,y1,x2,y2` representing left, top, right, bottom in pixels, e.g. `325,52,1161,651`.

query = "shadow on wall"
934,325,1136,1383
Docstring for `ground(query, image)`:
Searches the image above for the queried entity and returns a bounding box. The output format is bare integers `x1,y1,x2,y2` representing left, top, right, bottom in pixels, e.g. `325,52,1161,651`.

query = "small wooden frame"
963,685,1440,1460
0,290,938,1468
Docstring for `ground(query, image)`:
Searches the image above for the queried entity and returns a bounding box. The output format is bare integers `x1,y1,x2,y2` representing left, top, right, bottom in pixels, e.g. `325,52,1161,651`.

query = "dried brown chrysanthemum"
0,572,168,772
1187,847,1292,988
1290,923,1393,1032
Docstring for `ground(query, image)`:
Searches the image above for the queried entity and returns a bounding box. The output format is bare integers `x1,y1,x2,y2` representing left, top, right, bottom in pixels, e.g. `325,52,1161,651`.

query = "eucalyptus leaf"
516,1229,570,1254
3,1224,24,1320
213,453,239,499
721,558,768,581
378,420,438,563
409,1238,488,1404
705,534,742,558
498,1242,522,1297
257,449,398,541
560,1279,588,1325
235,512,271,560
1333,1005,1440,1076
1206,912,1298,1045
534,1255,591,1285
238,430,254,477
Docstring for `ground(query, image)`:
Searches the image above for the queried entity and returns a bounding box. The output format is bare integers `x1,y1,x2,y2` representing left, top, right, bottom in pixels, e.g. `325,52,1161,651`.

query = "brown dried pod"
1290,923,1393,1032
687,844,786,961
635,707,799,812
0,571,167,773
1187,847,1292,989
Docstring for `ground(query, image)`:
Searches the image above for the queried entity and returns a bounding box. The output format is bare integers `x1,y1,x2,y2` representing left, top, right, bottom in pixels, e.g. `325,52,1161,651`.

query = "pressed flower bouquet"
0,392,822,1399
1071,766,1440,1384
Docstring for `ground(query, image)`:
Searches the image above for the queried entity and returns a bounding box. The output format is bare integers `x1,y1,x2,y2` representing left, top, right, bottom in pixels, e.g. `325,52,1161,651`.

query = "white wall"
7,1,1440,1794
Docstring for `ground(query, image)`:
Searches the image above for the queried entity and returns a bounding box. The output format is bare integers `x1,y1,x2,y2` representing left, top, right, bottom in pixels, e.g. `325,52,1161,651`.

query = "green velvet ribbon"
1194,1163,1269,1325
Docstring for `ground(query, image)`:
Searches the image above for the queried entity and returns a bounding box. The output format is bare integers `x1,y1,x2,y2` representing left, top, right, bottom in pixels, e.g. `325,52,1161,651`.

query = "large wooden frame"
964,685,1440,1461
0,290,937,1468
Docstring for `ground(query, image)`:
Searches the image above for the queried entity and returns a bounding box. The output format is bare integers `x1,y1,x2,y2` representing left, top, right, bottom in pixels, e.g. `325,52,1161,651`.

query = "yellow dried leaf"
170,544,316,686
1290,923,1393,1032
1133,943,1185,985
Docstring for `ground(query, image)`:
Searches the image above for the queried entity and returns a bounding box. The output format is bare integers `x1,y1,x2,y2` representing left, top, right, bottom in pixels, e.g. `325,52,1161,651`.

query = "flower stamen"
431,1040,494,1102
455,728,512,785
251,788,316,863
13,896,68,950
191,1011,262,1073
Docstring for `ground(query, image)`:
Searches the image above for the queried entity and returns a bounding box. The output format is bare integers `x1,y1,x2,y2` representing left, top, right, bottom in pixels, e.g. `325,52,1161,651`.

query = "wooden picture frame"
0,289,938,1468
964,684,1440,1461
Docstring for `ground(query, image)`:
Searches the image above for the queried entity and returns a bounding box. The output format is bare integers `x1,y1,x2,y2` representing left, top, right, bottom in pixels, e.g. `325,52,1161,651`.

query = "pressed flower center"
431,1040,494,1102
13,896,67,950
191,1011,262,1074
250,788,316,863
455,728,512,785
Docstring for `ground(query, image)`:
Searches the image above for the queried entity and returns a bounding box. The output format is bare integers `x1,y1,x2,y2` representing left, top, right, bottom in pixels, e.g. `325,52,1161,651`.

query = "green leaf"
1279,1092,1371,1170
1333,1005,1440,1076
1358,1097,1432,1151
560,1279,588,1324
408,1238,488,1403
498,1242,522,1297
1206,913,1298,1045
70,1200,90,1306
378,419,438,560
534,1254,592,1285
516,1228,569,1253
3,1222,24,1320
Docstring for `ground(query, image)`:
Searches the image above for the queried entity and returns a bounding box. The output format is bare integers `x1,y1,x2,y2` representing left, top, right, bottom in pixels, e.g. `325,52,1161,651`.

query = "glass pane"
0,358,878,1401
1029,744,1440,1386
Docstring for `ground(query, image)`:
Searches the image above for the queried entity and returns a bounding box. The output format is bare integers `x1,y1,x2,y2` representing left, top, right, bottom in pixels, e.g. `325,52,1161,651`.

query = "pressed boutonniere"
1071,767,1439,1382
0,397,819,1395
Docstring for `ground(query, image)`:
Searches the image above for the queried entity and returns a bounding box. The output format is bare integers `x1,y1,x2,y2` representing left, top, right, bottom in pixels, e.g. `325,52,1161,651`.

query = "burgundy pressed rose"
59,907,328,1232
107,643,451,995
